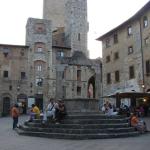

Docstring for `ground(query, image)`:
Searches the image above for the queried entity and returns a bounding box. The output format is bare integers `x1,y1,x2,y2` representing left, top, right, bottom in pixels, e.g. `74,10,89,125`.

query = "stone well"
63,98,99,113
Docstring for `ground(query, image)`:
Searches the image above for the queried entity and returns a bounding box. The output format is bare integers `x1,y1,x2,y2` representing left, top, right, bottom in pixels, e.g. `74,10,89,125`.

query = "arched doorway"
3,97,10,116
87,75,95,98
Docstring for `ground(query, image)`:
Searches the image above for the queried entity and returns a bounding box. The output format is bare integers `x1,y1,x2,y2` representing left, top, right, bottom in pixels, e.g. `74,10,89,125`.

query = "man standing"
11,104,19,130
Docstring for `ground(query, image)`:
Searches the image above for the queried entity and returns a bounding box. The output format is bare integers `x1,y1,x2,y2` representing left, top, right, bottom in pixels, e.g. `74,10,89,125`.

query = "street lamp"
142,84,145,92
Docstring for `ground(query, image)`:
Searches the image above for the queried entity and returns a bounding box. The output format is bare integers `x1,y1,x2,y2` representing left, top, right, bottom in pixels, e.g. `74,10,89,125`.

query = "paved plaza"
0,115,150,150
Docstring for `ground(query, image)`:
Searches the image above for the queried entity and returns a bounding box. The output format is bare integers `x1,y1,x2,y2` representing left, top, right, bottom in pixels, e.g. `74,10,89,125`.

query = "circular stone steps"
16,114,141,139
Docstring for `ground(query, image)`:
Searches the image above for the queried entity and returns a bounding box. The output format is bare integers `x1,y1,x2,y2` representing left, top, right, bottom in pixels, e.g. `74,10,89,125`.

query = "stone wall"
43,0,66,30
100,4,150,96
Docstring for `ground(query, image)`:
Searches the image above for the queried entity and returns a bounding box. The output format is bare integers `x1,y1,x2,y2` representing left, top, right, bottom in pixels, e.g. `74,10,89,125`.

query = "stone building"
0,0,102,115
97,1,150,105
0,44,29,116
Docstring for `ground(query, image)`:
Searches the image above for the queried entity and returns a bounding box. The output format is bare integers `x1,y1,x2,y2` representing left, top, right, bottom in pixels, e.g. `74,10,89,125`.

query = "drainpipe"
139,19,145,92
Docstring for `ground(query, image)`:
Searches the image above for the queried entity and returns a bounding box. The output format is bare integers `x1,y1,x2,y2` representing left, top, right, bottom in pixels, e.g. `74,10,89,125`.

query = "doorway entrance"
35,94,43,111
3,97,10,116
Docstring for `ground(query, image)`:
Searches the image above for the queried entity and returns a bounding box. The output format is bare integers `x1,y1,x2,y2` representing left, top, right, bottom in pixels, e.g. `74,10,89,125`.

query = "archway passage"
3,97,10,116
87,75,95,98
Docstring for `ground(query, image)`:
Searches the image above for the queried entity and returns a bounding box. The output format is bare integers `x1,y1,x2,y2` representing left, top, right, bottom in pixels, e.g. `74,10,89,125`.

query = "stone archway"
87,75,95,98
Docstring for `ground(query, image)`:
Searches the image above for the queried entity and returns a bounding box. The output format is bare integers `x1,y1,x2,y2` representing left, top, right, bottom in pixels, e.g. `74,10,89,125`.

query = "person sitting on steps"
130,112,147,133
43,98,56,123
28,104,40,122
55,99,67,124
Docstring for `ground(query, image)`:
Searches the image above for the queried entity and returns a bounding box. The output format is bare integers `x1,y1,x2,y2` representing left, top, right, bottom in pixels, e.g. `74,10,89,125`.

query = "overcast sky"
0,0,149,58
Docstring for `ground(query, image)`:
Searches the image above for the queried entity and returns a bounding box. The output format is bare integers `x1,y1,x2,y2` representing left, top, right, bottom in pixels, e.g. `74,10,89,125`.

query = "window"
30,82,33,88
62,69,66,79
77,86,81,96
105,38,110,48
37,65,42,71
60,52,64,57
57,51,64,58
9,85,12,91
146,60,150,76
37,47,43,52
20,50,24,56
114,33,118,44
78,33,81,41
36,78,43,87
107,73,111,84
128,46,133,55
21,72,26,79
114,52,119,60
77,70,81,81
35,23,45,34
34,42,45,52
3,52,8,58
115,70,120,82
106,55,110,63
3,71,8,78
143,16,148,28
129,66,134,79
144,37,149,45
127,26,132,36
3,48,9,58
62,86,66,98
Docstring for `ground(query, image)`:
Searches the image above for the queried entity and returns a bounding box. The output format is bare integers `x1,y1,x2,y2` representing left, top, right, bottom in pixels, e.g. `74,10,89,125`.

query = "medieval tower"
43,0,89,57
26,18,55,108
43,0,66,30
65,0,89,56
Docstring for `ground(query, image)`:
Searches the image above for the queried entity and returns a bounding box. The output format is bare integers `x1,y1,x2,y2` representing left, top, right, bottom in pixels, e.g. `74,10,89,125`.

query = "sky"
0,0,149,59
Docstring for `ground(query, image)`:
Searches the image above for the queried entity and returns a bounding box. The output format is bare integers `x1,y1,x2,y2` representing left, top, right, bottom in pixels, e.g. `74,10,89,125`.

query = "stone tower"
43,0,89,57
43,0,66,30
65,0,89,57
26,18,56,107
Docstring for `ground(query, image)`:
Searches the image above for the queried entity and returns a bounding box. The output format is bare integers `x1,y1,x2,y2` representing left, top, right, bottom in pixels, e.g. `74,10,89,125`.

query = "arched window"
143,16,148,28
34,42,45,52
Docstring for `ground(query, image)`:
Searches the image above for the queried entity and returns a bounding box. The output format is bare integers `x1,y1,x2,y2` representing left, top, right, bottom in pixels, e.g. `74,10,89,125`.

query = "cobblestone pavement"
0,115,150,150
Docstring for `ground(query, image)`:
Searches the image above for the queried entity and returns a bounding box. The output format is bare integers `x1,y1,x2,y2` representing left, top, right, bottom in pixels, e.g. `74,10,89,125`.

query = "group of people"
101,101,118,116
10,98,149,133
28,98,67,124
101,101,148,133
10,98,67,129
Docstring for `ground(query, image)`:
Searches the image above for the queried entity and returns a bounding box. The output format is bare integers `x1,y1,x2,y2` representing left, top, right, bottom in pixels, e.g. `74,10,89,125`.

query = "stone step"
25,122,130,129
17,114,142,139
16,129,140,140
60,118,129,124
32,118,129,124
20,125,135,134
66,114,126,119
